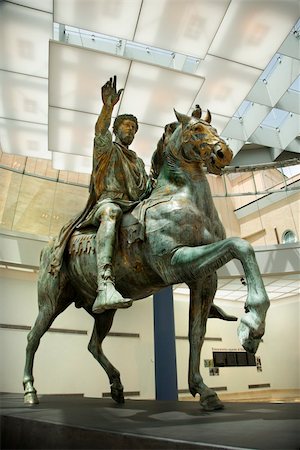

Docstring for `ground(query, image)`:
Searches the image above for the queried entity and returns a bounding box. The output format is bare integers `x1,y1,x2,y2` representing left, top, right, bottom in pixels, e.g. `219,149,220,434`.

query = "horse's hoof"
200,393,224,411
238,322,261,354
111,385,125,404
24,392,39,405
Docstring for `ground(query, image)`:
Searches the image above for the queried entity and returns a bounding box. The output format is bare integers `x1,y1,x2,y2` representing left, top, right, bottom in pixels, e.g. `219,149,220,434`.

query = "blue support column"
153,286,178,400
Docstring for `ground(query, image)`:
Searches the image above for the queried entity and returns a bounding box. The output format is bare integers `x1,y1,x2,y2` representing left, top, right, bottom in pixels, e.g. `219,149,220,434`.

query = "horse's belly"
66,232,165,301
67,251,98,300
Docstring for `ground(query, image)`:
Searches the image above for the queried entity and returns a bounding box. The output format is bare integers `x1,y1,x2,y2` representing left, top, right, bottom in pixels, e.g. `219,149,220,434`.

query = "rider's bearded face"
116,119,137,146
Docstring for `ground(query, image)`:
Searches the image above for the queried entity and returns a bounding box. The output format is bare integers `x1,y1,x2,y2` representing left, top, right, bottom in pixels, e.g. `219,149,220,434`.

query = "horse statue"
23,109,270,411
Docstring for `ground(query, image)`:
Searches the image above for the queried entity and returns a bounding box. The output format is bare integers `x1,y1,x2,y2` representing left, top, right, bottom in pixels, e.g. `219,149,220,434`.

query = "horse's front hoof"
24,391,39,405
111,384,125,404
238,321,261,354
200,393,224,411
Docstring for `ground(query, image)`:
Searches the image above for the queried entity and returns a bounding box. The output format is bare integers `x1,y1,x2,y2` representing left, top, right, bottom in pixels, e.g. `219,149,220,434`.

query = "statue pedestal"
1,393,299,449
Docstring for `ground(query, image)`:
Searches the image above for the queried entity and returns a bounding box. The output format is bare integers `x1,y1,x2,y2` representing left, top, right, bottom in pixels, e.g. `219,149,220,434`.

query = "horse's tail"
39,239,55,272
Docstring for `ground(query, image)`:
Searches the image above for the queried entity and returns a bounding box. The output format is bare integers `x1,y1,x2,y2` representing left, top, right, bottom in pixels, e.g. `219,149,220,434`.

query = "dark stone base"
1,393,299,449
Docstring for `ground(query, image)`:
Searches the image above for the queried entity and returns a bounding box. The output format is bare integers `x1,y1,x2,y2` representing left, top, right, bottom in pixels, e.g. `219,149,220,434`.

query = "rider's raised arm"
95,76,124,135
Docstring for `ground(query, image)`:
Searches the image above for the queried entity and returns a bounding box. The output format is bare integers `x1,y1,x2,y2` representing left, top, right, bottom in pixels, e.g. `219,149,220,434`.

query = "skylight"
289,75,300,93
53,23,201,74
261,108,290,129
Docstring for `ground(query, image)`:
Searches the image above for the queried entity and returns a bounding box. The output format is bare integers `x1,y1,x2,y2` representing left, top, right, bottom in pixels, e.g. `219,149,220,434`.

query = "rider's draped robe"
50,131,148,275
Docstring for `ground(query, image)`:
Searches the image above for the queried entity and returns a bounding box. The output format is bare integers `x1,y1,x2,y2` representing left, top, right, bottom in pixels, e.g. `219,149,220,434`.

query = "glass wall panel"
1,160,299,248
49,183,88,237
212,196,241,238
224,172,258,210
256,191,299,246
207,173,227,197
11,176,56,236
0,169,22,231
258,167,287,193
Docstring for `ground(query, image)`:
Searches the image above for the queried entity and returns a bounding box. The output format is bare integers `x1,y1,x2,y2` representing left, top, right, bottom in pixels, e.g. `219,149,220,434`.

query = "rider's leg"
93,202,132,314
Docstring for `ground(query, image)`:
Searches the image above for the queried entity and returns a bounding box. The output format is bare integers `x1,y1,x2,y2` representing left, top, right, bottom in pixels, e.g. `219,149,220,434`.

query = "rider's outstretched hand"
101,75,124,107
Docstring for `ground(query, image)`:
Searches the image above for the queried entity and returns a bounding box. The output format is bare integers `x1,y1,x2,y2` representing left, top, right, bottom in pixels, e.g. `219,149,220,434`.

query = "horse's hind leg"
188,275,224,411
23,279,71,404
87,309,124,403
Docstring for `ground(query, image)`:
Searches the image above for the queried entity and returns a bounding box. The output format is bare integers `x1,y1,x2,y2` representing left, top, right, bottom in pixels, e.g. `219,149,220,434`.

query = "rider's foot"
92,280,132,314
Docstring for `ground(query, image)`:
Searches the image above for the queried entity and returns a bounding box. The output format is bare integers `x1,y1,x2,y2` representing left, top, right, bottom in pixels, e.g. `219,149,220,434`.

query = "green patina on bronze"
23,76,269,411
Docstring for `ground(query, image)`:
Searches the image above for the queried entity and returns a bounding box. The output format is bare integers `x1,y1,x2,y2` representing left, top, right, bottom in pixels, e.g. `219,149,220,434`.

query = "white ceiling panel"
220,118,245,142
134,0,230,58
276,90,300,115
0,2,52,77
53,0,142,40
222,103,271,141
279,113,300,149
1,0,299,171
0,71,48,124
249,126,282,148
278,27,300,60
8,0,53,13
247,55,300,108
49,41,131,114
285,138,300,153
240,104,271,139
119,62,203,127
194,55,261,117
52,152,92,173
208,1,299,69
49,107,97,156
130,123,164,168
0,118,49,159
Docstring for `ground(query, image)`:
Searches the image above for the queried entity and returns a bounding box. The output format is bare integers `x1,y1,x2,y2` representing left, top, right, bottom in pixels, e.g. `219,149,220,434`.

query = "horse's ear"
204,109,211,124
174,109,190,125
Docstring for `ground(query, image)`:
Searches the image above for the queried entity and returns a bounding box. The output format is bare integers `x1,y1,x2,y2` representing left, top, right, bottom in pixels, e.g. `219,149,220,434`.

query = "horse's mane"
150,119,207,182
149,121,179,180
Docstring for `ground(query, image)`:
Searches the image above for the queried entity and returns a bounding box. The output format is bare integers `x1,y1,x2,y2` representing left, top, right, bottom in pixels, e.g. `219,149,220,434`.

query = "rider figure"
78,76,148,313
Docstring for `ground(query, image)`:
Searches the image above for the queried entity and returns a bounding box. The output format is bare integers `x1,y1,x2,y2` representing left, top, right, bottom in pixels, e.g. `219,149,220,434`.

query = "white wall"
174,291,299,394
0,267,299,400
0,268,155,399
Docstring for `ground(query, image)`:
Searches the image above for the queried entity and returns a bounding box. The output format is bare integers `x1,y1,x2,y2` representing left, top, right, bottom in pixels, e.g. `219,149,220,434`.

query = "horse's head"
173,108,233,175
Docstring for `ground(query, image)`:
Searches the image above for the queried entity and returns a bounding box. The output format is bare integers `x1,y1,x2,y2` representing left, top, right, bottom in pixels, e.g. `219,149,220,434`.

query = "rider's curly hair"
113,114,139,135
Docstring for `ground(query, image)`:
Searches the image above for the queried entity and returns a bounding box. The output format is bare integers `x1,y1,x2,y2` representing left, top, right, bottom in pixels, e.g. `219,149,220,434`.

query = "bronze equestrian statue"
23,77,270,411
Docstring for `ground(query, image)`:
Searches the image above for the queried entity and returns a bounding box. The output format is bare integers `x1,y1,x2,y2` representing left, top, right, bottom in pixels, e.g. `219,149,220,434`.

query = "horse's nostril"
217,150,224,159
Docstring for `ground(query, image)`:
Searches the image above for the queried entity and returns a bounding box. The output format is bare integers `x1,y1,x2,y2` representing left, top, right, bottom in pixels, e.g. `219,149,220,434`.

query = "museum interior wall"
0,267,156,399
0,266,298,399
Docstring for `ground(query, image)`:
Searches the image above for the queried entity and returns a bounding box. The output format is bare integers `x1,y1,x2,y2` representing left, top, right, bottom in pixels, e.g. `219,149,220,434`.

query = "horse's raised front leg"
87,309,125,404
188,275,224,411
171,237,270,354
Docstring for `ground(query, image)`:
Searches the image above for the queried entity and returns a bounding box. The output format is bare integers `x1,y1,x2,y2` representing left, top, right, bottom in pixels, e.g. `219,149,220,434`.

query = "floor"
180,389,300,404
1,392,299,449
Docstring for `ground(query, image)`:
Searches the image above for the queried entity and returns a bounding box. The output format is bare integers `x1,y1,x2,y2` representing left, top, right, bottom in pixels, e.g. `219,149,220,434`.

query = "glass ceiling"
0,0,299,173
